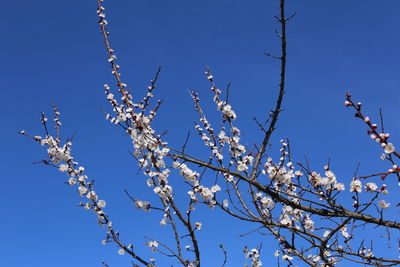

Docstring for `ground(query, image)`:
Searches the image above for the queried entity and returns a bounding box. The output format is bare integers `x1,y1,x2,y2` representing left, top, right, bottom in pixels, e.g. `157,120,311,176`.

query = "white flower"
146,240,159,252
107,93,114,100
237,161,248,172
59,164,68,172
188,191,196,200
198,186,213,200
379,199,390,209
118,248,125,255
97,200,106,208
222,104,237,120
384,143,395,154
222,199,229,207
211,184,221,193
340,225,349,238
67,177,76,185
365,182,378,192
146,178,154,187
334,183,345,191
350,179,362,193
83,202,91,210
294,170,303,176
282,254,293,261
78,186,88,196
86,191,98,201
323,231,330,237
304,215,315,231
260,196,274,209
218,131,226,139
156,159,165,168
280,214,292,226
195,222,202,230
134,200,150,211
247,249,262,267
153,187,161,194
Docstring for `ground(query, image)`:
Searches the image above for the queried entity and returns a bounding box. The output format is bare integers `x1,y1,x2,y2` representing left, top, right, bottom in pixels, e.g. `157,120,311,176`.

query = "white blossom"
86,191,98,201
59,164,68,172
195,221,202,230
260,196,274,209
135,200,150,211
247,248,262,267
97,200,106,208
323,231,330,237
282,254,293,261
146,240,159,252
303,215,315,231
340,225,349,238
67,177,76,185
365,182,378,192
211,184,221,193
384,143,395,154
379,199,390,209
78,186,88,196
350,179,362,193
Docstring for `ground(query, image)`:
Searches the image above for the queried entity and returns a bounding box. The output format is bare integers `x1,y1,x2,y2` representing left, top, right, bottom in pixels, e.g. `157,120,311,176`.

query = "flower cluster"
173,161,199,182
188,184,221,204
264,162,295,186
279,205,303,228
34,134,108,224
308,168,345,192
255,192,275,211
246,248,262,267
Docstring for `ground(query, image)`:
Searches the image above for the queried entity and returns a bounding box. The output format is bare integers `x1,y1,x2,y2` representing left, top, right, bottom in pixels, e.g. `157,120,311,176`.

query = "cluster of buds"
345,92,396,156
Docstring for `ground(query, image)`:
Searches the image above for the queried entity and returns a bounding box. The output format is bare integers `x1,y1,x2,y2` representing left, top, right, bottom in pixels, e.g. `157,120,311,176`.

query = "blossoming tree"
21,0,400,266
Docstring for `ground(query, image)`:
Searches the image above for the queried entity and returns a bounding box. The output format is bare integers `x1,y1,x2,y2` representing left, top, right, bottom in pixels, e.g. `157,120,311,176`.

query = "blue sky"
2,0,400,266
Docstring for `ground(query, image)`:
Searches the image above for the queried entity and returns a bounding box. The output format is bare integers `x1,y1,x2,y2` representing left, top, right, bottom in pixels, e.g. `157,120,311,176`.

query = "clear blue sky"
2,0,400,266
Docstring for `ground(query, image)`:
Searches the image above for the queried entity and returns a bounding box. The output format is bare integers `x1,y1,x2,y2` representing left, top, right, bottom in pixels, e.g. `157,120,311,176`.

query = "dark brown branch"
250,0,288,181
